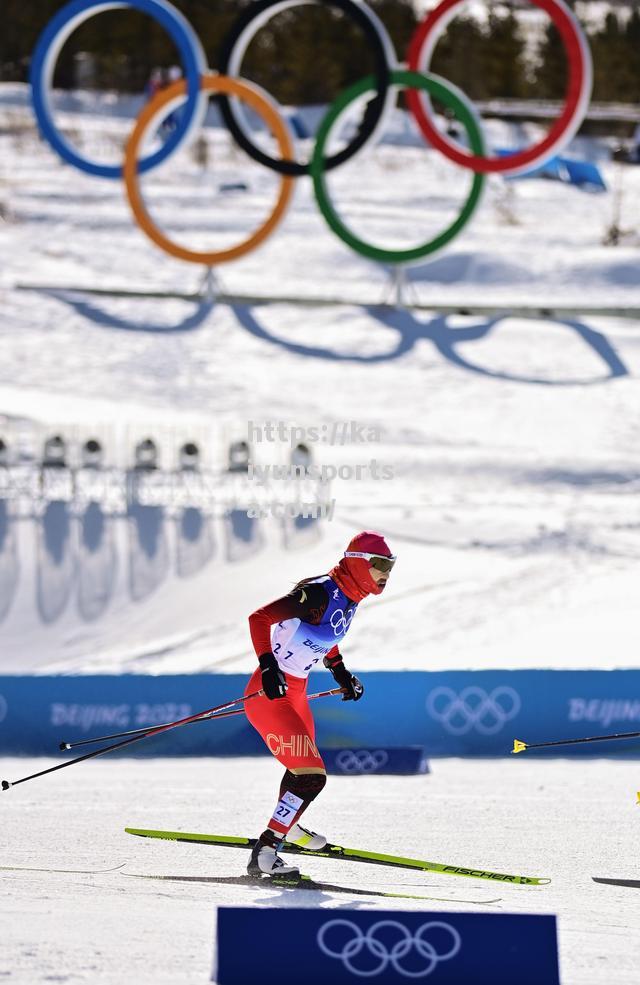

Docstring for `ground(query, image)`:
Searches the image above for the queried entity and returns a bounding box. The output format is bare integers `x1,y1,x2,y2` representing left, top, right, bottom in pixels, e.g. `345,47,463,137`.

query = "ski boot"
247,833,300,879
285,822,327,851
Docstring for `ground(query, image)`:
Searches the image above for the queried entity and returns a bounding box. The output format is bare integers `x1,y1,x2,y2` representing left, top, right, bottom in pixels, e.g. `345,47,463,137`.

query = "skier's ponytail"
292,575,325,591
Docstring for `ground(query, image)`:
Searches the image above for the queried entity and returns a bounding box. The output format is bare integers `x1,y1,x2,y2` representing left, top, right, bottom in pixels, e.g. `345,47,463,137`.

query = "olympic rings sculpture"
30,0,593,268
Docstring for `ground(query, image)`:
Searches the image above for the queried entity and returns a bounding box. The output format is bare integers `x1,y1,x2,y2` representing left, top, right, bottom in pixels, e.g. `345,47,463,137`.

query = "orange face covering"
329,531,393,603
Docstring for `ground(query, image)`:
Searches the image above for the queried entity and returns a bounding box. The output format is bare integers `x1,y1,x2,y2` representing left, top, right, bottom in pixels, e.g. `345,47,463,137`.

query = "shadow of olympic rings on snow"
40,289,214,334
232,304,629,386
36,289,629,385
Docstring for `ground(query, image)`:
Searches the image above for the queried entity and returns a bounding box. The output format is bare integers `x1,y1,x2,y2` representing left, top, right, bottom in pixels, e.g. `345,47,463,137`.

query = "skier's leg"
244,670,327,871
266,767,326,840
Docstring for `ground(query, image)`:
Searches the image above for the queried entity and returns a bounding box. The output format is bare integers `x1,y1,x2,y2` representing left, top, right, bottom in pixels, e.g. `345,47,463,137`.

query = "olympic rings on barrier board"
311,70,486,264
317,918,462,978
217,0,396,177
30,0,594,266
123,74,295,264
30,0,208,179
426,685,521,736
407,0,593,176
334,749,389,773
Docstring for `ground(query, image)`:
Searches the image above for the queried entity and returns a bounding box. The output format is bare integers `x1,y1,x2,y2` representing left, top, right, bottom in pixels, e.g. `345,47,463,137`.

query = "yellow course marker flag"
636,791,640,805
512,739,528,755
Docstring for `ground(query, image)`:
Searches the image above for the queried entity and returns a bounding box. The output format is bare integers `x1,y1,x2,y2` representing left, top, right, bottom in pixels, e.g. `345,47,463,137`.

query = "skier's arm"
248,583,330,657
249,584,331,702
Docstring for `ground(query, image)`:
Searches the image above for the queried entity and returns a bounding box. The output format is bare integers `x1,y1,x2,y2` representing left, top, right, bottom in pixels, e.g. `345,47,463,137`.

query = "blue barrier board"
320,746,429,774
215,907,560,985
1,671,640,756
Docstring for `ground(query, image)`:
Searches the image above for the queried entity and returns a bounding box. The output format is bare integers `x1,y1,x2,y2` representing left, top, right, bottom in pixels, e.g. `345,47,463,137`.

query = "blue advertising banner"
214,907,560,985
321,746,429,775
1,670,640,756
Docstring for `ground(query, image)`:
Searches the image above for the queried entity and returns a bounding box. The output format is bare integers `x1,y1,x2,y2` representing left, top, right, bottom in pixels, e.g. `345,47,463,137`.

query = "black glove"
259,651,287,700
324,656,364,702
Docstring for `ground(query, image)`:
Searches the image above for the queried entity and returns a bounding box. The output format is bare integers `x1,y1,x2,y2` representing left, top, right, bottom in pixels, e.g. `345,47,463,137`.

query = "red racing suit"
244,576,356,770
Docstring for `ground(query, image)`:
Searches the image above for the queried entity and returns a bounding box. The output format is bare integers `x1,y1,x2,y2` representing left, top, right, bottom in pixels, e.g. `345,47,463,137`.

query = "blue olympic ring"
30,0,208,179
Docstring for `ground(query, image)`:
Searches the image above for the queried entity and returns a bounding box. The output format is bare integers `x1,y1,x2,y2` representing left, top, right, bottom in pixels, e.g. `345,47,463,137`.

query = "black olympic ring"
217,0,393,176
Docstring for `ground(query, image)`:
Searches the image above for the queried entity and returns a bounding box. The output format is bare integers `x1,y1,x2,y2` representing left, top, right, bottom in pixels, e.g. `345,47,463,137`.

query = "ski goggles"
344,551,397,572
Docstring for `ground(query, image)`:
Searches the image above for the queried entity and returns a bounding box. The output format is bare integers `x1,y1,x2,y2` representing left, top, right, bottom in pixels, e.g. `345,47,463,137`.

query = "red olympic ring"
406,0,592,175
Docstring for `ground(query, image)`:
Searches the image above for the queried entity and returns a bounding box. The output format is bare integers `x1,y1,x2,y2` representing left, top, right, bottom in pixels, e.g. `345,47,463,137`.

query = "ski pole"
1,690,262,791
59,687,345,750
59,707,245,749
512,729,640,754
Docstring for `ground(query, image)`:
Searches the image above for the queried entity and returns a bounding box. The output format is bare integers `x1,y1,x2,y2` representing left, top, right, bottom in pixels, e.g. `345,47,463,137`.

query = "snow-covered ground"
1,86,640,672
1,80,640,984
2,756,640,985
0,88,640,672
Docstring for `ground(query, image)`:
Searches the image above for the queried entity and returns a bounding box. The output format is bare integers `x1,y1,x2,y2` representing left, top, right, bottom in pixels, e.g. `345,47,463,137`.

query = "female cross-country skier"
244,530,396,877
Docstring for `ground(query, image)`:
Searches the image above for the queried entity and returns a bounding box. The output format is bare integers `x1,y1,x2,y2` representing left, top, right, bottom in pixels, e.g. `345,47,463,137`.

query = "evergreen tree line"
2,0,640,105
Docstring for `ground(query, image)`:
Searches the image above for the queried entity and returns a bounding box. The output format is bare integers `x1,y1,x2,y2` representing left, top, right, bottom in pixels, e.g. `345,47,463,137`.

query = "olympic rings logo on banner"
30,0,592,268
334,749,389,773
426,685,521,736
317,919,462,978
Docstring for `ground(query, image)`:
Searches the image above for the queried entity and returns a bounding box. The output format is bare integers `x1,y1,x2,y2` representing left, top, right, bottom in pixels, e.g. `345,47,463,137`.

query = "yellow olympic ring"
123,73,295,264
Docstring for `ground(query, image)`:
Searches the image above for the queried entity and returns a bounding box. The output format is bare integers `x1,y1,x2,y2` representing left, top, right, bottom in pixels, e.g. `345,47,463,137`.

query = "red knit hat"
329,530,394,602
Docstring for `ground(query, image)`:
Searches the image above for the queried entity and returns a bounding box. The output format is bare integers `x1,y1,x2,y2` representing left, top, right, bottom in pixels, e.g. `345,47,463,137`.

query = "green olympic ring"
310,70,486,265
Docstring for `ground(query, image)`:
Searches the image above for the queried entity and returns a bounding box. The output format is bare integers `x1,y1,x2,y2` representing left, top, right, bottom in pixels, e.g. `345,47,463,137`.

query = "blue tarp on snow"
496,149,607,191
